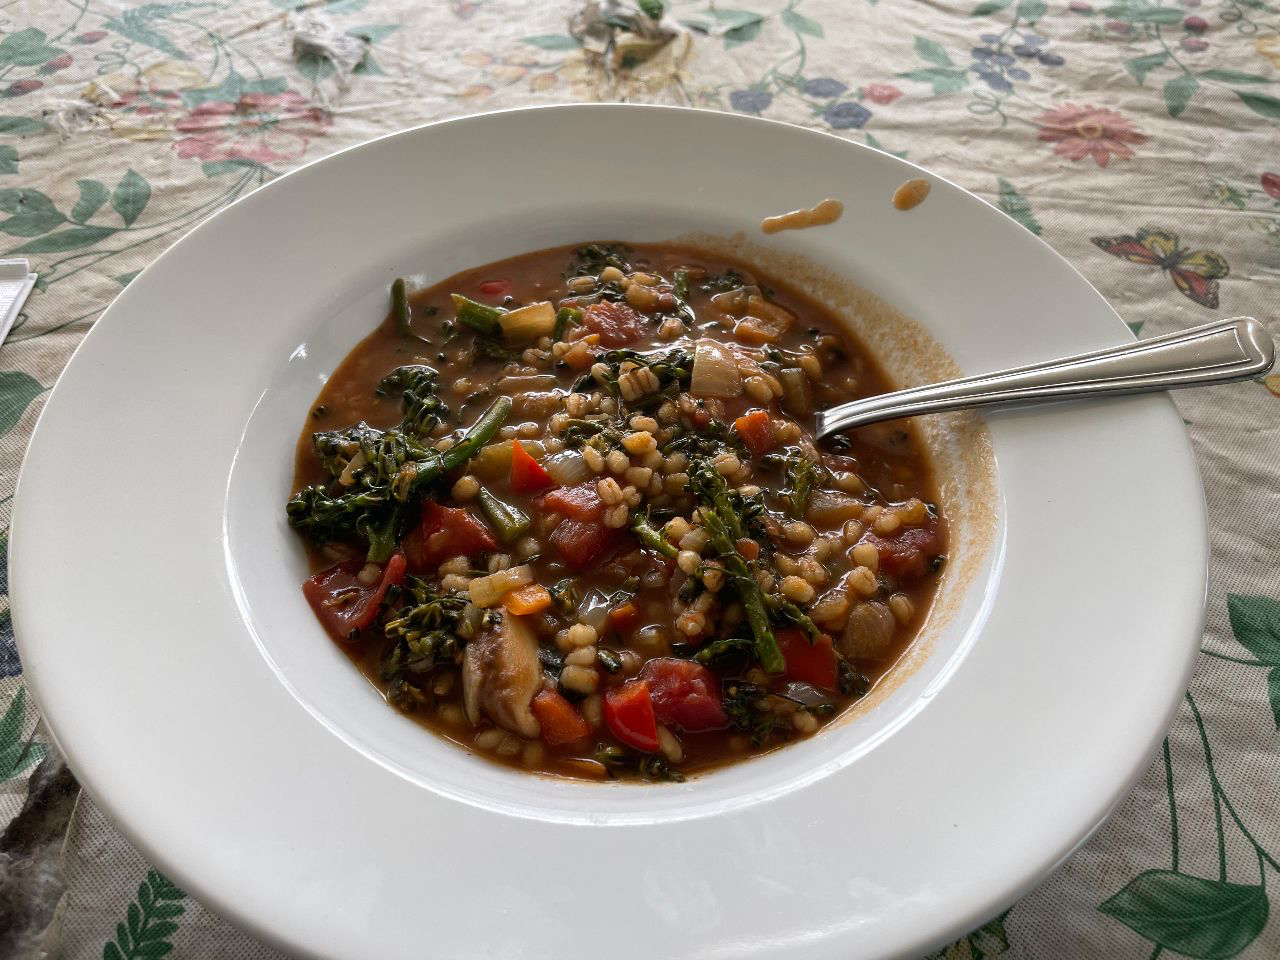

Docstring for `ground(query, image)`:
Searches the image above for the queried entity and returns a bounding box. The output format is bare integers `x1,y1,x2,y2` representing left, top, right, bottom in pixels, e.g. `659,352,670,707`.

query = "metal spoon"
815,317,1275,438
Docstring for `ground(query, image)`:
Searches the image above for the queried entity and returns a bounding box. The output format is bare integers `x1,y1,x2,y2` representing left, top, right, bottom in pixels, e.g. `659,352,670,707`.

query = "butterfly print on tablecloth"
1091,228,1229,309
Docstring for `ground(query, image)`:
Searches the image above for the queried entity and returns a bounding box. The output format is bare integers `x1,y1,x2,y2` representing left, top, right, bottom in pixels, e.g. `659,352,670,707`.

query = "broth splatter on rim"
892,179,931,212
760,199,844,235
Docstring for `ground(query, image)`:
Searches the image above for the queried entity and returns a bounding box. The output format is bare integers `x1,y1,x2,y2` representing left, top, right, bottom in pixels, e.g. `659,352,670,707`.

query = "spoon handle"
815,317,1275,437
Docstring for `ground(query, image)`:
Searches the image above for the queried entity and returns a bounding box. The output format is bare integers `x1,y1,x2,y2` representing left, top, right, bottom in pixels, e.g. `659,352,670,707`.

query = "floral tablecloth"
1,0,1278,957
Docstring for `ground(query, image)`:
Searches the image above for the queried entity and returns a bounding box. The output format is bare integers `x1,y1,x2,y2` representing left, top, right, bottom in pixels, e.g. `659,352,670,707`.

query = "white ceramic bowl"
11,105,1206,960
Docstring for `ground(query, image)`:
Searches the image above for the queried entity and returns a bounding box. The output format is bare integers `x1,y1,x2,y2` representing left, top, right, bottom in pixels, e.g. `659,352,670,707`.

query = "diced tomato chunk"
583,300,645,347
639,658,728,732
734,409,776,456
477,278,509,300
777,627,838,692
302,551,407,642
536,482,603,521
403,501,497,572
604,680,660,752
864,524,941,582
548,518,624,572
532,689,591,746
511,440,555,492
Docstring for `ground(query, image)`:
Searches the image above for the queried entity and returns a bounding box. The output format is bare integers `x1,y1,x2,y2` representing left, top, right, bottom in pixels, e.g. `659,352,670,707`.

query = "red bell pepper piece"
477,278,509,300
302,551,407,642
777,627,838,692
510,440,555,492
604,680,660,752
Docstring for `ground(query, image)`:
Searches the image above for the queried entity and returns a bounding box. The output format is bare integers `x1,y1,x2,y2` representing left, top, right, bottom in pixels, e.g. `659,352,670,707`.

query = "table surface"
1,1,1277,957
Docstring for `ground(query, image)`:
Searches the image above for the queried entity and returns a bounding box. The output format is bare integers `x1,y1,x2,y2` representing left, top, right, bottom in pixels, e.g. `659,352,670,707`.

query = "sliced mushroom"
462,609,542,739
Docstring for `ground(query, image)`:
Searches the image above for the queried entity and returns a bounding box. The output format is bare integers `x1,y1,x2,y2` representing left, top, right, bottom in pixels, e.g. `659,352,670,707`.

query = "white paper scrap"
0,258,37,347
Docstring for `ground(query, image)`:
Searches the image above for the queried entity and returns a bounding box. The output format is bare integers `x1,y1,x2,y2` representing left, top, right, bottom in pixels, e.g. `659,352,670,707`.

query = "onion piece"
806,489,863,525
468,565,535,608
840,601,896,660
577,589,614,631
497,374,558,395
690,339,742,398
778,367,813,415
543,450,590,487
498,301,556,343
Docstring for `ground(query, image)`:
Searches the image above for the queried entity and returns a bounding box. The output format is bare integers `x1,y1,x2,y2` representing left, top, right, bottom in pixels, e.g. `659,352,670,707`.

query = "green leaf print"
914,36,953,67
180,70,287,110
996,179,1041,235
0,188,64,237
0,687,46,782
0,116,45,135
1236,91,1280,120
0,28,65,67
0,146,16,177
111,170,151,227
0,371,45,434
1016,0,1047,22
12,226,117,254
1225,595,1280,663
1099,870,1267,958
346,23,399,44
1102,2,1184,24
103,5,193,61
1164,73,1199,118
1199,69,1271,84
781,9,823,37
520,34,582,51
1268,667,1280,729
115,271,141,287
971,0,1013,16
638,0,665,18
102,870,187,960
72,180,110,223
712,9,764,49
1124,51,1169,86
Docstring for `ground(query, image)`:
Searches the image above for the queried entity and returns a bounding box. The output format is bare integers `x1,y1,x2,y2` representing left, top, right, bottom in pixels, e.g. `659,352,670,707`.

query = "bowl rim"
10,102,1208,960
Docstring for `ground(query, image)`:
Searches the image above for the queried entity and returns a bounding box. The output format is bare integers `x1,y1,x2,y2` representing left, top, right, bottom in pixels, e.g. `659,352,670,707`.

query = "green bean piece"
392,279,432,344
476,487,531,543
450,293,503,337
394,396,511,502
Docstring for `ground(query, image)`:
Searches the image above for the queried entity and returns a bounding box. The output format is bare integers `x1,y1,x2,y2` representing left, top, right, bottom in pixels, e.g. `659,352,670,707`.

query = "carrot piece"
734,409,776,456
735,537,760,561
608,601,642,634
532,689,591,746
502,583,553,616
